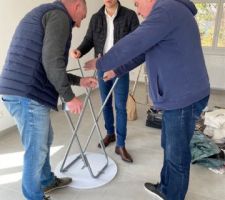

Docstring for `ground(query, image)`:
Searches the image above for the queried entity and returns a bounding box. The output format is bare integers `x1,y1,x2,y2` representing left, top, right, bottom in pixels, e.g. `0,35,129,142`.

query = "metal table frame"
60,60,119,178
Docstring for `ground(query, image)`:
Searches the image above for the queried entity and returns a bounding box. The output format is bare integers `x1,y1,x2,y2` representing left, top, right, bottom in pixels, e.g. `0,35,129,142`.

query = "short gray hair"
61,0,86,4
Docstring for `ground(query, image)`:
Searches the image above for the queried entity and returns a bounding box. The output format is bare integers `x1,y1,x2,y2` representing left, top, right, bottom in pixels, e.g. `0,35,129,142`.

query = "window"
195,3,218,47
194,0,225,51
218,3,225,47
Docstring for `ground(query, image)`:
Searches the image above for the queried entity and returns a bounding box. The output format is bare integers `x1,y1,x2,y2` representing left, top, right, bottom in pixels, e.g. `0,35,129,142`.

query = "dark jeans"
159,95,209,200
97,70,129,147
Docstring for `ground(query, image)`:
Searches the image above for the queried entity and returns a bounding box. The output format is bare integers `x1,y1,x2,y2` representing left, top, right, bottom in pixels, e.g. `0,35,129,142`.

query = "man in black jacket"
71,0,139,163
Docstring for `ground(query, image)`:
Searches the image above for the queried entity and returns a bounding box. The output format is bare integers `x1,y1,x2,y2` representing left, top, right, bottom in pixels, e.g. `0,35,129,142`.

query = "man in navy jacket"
84,0,210,199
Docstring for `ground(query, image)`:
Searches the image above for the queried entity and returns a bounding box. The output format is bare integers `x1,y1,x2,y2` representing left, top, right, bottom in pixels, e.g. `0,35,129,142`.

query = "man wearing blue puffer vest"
84,0,210,199
0,0,97,199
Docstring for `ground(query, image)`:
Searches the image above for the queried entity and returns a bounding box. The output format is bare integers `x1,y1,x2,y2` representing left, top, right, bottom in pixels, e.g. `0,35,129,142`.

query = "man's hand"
67,97,83,114
84,58,98,71
80,77,98,88
70,49,81,59
103,70,116,81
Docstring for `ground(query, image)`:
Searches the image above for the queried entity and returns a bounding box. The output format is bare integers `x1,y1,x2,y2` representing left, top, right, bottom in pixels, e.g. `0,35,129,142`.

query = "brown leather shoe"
115,146,133,163
98,134,116,148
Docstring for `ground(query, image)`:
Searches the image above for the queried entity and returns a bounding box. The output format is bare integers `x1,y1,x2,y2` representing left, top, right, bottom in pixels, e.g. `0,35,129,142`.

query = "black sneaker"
44,176,72,194
144,182,165,200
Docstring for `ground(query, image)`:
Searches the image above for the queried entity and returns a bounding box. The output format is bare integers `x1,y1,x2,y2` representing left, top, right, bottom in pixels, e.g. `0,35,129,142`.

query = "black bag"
146,108,162,129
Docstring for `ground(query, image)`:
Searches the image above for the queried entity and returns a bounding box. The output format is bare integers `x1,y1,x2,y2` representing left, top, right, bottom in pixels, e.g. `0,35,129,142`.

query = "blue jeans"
97,70,129,147
2,95,55,200
159,95,209,200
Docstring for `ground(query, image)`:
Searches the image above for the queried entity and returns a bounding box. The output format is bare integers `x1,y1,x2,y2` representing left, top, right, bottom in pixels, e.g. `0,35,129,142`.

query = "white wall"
204,53,225,90
0,0,102,132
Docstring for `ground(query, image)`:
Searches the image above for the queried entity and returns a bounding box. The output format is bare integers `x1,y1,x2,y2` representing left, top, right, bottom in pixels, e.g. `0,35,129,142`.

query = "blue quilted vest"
0,1,74,109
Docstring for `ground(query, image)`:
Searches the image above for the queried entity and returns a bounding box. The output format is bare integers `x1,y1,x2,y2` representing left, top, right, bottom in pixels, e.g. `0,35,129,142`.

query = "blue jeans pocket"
2,96,21,103
2,96,22,116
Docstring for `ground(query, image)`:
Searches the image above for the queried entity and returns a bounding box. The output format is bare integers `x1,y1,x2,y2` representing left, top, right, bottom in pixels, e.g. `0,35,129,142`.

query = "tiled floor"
0,85,224,200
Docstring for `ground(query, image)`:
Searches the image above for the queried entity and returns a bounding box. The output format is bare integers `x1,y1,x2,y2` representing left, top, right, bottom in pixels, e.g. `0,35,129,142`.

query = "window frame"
193,0,225,55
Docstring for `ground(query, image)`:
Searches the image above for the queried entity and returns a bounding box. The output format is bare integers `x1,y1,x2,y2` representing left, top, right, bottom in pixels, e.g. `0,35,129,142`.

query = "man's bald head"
61,0,87,27
134,0,157,18
62,0,86,4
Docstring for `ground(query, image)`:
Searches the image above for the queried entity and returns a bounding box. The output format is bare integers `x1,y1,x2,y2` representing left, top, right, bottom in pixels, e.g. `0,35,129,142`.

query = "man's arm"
77,16,95,56
96,7,173,72
67,73,81,85
103,53,145,81
42,9,76,102
114,54,145,77
109,11,140,78
129,11,140,32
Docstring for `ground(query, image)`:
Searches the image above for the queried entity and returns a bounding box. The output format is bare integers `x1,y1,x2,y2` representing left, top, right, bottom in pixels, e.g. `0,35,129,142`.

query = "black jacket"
77,2,139,57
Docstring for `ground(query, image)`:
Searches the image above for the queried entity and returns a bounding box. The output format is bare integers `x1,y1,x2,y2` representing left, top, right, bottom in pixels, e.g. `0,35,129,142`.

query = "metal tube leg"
77,60,111,177
77,60,108,157
81,78,119,178
84,78,119,152
60,88,92,172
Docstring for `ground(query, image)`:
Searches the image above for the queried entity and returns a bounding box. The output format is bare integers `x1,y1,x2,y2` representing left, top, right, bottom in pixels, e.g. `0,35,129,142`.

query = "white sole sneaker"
144,184,164,200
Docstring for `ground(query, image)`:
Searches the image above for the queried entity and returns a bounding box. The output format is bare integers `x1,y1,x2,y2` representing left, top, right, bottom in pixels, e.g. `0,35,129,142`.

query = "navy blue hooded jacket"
97,0,210,110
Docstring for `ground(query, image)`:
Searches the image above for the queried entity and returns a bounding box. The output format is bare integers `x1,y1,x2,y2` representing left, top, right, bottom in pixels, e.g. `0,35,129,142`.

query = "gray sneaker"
144,182,165,200
43,195,51,200
44,177,72,194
